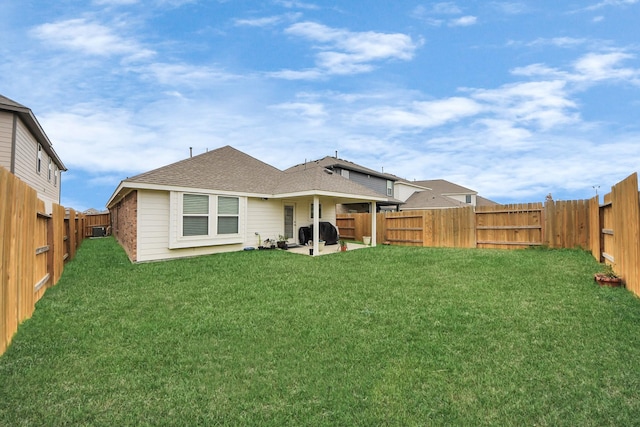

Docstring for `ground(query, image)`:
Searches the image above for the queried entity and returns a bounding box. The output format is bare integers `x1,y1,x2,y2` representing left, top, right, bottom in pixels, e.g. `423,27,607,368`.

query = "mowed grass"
1,238,640,426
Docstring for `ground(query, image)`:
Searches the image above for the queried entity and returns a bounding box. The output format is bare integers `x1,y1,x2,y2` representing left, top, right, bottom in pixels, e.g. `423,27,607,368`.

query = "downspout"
312,196,320,256
371,201,377,247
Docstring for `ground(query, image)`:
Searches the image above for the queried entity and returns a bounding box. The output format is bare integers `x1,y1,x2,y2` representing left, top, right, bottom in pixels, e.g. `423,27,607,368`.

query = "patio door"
284,205,295,241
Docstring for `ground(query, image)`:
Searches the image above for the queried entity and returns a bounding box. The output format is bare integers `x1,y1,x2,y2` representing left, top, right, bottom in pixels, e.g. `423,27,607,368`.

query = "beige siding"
135,191,343,261
137,190,249,262
0,112,13,170
246,198,284,244
395,182,421,202
11,118,59,211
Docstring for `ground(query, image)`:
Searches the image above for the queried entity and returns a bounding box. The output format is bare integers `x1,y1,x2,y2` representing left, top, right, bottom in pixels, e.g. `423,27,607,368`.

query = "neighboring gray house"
286,156,404,212
0,94,66,213
107,146,385,262
395,179,497,210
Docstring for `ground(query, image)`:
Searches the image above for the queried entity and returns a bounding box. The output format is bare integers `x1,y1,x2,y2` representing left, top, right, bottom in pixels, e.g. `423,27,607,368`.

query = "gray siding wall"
11,118,60,211
0,112,13,171
336,167,391,197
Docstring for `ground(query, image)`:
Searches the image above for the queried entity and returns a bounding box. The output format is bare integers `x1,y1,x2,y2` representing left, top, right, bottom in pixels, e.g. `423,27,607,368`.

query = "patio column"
371,201,377,247
312,196,320,256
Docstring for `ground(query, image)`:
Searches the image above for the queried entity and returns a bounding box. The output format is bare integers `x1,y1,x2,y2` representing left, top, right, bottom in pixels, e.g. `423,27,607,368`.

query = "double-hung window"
170,192,243,249
183,194,209,236
217,196,239,234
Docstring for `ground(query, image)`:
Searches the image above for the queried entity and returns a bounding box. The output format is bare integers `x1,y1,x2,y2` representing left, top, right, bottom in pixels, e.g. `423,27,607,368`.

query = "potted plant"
277,234,288,250
594,264,623,287
339,240,348,252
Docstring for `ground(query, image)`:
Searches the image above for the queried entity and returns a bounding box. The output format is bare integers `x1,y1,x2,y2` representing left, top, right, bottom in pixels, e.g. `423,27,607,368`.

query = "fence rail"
337,172,640,297
1,166,85,356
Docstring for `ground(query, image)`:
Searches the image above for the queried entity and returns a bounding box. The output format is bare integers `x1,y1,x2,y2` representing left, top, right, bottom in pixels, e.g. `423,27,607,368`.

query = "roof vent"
324,168,334,175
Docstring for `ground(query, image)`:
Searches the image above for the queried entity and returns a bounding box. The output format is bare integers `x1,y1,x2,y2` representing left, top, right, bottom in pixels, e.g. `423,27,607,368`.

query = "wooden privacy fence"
337,201,589,251
337,173,640,297
1,166,85,356
84,212,111,238
588,173,640,296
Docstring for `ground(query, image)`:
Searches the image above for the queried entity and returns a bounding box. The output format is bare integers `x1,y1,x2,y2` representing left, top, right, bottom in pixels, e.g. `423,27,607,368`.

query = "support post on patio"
371,201,377,247
312,196,320,256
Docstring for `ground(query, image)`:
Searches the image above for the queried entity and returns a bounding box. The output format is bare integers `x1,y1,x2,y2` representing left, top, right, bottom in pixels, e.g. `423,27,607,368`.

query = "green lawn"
1,238,640,426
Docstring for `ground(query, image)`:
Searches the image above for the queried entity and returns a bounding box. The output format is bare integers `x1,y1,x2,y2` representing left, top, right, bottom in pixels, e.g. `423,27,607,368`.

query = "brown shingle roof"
401,189,468,210
0,94,67,170
126,145,282,194
411,179,476,195
286,156,397,180
118,145,387,201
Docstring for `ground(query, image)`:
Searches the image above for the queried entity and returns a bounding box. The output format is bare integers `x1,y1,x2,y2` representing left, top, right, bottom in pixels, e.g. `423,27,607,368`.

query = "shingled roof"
286,156,397,180
110,145,387,205
0,94,66,170
125,146,282,194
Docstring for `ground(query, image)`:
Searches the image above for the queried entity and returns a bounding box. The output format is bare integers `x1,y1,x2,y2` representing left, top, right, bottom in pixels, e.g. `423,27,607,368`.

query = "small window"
341,169,350,179
218,196,239,234
465,195,472,204
37,144,42,173
48,158,52,181
310,203,322,219
387,180,393,197
54,167,58,186
183,194,209,236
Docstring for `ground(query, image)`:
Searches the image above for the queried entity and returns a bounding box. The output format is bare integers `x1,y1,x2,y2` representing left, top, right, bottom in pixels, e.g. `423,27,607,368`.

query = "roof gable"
412,179,476,195
0,94,67,171
286,156,397,180
126,145,282,194
110,146,388,206
402,189,467,209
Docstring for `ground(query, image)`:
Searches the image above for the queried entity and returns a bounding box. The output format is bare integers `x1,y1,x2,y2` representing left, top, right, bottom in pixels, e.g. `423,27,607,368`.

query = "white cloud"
234,13,301,27
431,2,463,14
356,97,484,129
274,0,319,10
449,15,477,26
585,0,638,11
470,80,579,130
572,51,638,83
30,18,154,61
277,21,420,78
137,62,241,85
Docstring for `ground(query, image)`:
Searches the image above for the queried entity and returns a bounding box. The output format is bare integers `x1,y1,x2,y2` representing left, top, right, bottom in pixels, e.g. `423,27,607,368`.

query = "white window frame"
387,180,393,197
36,144,42,173
310,203,322,219
48,158,52,181
169,191,245,249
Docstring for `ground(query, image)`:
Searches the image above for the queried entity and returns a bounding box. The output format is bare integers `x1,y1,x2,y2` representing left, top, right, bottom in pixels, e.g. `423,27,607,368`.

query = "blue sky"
1,0,639,211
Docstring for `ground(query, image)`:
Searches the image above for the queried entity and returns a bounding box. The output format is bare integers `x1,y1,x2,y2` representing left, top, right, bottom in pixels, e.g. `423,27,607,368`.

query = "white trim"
169,191,245,249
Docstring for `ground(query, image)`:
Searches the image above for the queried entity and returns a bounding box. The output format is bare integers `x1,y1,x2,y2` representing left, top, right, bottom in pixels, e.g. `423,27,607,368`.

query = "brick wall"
110,190,137,262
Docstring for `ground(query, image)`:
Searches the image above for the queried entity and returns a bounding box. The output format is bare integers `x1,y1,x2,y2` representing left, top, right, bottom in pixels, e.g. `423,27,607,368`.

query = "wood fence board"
1,166,86,356
611,173,640,295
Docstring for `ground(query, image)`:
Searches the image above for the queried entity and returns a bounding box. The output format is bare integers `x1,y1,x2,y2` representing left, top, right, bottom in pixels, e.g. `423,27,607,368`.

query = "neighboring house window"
36,144,42,173
310,203,322,219
183,194,209,236
341,169,350,179
387,180,393,197
54,167,58,186
218,196,239,234
466,195,472,204
48,158,52,181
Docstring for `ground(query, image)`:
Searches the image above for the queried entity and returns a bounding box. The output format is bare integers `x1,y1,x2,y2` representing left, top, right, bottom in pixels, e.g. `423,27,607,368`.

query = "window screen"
183,194,209,236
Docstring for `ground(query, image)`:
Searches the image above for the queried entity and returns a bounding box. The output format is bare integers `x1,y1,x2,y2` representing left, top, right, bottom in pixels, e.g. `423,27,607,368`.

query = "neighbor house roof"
410,179,476,196
286,156,397,181
108,145,388,207
401,189,468,210
0,94,67,171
